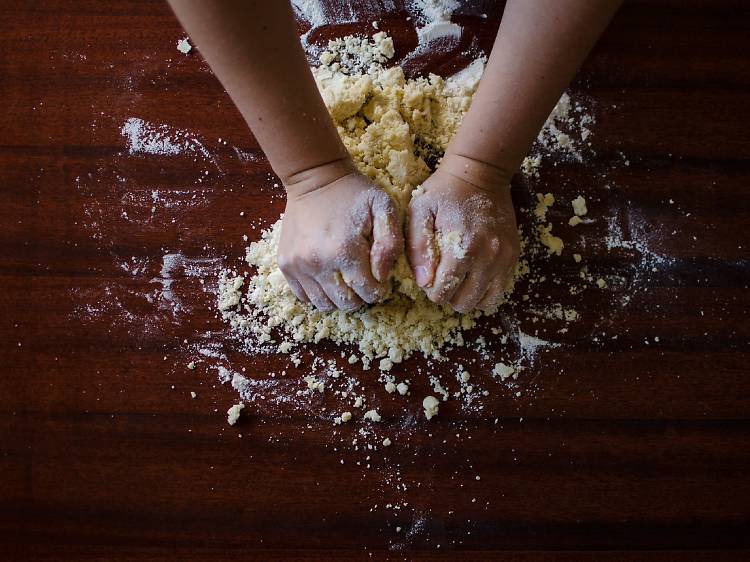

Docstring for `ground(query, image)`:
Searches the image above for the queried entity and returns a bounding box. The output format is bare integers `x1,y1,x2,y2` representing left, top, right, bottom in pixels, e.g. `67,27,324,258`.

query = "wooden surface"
2,0,750,559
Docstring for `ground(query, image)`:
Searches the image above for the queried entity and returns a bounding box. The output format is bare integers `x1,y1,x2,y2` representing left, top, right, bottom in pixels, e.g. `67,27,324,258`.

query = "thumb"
407,196,437,288
370,193,404,282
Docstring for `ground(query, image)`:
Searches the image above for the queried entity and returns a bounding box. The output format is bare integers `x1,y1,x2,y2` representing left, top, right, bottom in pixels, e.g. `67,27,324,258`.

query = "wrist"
282,157,357,199
437,152,514,193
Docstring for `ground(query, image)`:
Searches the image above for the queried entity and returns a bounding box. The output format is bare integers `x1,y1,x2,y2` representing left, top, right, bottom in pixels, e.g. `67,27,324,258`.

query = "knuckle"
341,299,361,312
277,255,292,273
452,301,470,314
316,301,335,313
488,236,502,254
427,285,449,305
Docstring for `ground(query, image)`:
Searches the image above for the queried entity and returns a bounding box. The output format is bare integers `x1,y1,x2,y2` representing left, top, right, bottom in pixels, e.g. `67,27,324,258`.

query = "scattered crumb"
177,37,192,54
492,362,516,381
364,409,382,422
572,195,588,216
227,403,244,426
422,396,440,420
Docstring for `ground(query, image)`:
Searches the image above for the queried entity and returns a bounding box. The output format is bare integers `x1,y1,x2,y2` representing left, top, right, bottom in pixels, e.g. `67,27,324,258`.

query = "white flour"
121,117,214,161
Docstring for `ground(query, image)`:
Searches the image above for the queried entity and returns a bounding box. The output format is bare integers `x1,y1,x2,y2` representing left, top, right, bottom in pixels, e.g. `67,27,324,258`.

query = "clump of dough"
422,395,440,420
227,403,244,426
537,224,564,256
363,409,382,422
572,195,588,216
569,195,588,226
219,33,589,372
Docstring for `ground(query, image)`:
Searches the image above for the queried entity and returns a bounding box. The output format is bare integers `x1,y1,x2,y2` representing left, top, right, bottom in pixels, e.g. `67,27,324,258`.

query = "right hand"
278,169,403,312
406,155,520,313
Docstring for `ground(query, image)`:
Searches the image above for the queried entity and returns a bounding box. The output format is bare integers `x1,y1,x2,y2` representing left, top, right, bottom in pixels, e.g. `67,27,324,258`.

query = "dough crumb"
534,193,555,221
492,362,516,381
396,382,409,395
538,224,564,256
572,195,588,216
437,230,466,259
422,396,440,420
227,403,244,426
382,437,392,447
341,411,352,423
363,409,382,422
304,375,325,393
176,37,192,54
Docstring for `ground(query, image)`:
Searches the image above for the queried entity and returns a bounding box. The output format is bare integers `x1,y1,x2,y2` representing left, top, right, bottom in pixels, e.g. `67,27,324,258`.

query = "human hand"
406,154,520,313
278,168,403,312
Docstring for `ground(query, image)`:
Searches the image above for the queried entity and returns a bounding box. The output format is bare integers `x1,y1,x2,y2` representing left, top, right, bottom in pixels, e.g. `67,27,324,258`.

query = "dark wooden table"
2,1,749,559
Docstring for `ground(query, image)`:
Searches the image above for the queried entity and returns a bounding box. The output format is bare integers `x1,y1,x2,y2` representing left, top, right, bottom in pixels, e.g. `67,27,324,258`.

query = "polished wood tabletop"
2,0,749,559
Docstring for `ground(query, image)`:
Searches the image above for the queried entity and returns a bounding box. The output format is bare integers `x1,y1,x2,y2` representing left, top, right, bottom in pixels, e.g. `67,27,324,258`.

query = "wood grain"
1,0,749,559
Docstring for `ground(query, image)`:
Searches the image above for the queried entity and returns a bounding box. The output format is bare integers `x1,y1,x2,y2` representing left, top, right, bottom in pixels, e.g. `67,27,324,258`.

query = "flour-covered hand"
407,155,519,313
279,170,402,312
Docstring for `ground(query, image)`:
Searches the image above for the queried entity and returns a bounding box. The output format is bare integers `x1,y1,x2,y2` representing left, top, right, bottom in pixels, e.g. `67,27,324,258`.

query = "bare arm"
408,0,622,313
444,0,623,181
168,0,402,311
167,0,352,192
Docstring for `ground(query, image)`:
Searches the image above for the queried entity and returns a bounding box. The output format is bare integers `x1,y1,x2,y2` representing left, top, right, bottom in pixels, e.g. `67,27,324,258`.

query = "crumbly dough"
572,195,588,216
537,223,564,256
221,35,493,371
363,409,382,422
569,195,588,226
422,395,440,420
219,33,588,372
226,403,244,426
492,362,516,381
176,37,192,54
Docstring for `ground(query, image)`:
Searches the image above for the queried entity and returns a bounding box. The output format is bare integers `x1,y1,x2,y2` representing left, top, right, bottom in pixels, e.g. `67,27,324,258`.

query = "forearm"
445,0,622,179
168,0,352,191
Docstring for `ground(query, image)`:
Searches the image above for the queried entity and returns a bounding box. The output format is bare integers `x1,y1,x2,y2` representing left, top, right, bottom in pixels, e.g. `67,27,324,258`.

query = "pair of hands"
278,157,520,314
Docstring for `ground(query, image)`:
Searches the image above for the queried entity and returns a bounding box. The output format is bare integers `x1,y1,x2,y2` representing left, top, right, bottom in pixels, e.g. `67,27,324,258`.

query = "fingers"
477,272,511,312
318,271,363,312
298,275,336,312
340,253,386,304
449,266,496,313
286,275,310,304
407,197,437,287
425,253,470,305
370,193,403,282
278,258,310,304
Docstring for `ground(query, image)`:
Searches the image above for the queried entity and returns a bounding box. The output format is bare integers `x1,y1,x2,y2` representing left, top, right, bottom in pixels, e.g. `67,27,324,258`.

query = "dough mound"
220,34,496,371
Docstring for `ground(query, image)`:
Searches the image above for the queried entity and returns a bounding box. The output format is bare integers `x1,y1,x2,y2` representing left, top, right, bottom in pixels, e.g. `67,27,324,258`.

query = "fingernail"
415,266,429,287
